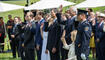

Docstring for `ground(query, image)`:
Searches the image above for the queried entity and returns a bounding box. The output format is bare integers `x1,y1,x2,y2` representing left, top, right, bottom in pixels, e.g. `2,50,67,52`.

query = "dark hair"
31,2,33,4
88,8,93,12
0,17,3,20
0,17,3,23
14,16,21,21
25,4,28,6
38,12,45,17
30,13,34,18
8,15,12,18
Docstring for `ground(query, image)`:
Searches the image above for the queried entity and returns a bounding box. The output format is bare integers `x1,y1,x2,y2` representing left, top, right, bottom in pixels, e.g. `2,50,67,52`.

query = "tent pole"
27,0,30,6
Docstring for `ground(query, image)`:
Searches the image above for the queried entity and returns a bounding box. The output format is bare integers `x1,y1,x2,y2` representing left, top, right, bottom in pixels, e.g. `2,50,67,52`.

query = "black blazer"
24,21,36,49
45,21,62,51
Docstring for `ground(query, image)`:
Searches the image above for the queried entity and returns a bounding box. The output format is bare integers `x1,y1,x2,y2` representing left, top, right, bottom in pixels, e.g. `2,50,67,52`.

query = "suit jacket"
24,21,36,49
95,22,104,40
11,24,21,41
94,22,105,48
45,20,62,51
35,19,45,46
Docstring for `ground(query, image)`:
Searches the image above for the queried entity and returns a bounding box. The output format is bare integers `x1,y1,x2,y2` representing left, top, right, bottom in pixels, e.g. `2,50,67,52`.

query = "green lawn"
0,53,21,60
0,52,95,60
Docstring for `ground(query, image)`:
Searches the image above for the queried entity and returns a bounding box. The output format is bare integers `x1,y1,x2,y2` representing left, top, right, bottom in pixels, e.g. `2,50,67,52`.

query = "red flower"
0,33,2,37
4,35,6,38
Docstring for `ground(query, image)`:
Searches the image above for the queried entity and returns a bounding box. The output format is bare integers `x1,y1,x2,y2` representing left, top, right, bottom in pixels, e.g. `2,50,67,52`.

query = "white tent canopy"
75,0,105,8
0,2,25,12
25,0,75,10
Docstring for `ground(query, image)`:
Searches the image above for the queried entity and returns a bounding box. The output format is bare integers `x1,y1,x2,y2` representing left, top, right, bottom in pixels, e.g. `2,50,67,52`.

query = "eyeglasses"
26,15,30,17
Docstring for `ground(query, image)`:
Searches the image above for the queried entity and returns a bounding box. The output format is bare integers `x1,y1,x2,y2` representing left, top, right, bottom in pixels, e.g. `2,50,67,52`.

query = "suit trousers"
36,45,42,60
49,49,60,60
60,47,68,60
24,48,35,60
11,38,19,58
100,47,105,60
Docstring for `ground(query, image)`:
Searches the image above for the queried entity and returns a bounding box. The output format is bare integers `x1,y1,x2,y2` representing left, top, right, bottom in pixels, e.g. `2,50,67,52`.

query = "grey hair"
70,6,78,14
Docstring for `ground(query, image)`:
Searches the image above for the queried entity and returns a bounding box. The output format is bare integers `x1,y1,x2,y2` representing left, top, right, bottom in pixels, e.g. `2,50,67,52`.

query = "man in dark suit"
35,12,45,60
22,12,36,60
45,12,62,60
94,14,105,60
11,17,21,58
102,18,105,60
11,17,25,60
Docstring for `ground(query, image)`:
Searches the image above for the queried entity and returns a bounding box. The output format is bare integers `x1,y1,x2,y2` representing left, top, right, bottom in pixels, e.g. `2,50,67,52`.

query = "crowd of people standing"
0,6,105,60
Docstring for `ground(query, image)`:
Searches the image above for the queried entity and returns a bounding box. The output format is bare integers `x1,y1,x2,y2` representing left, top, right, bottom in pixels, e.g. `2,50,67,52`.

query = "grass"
0,52,95,60
0,53,21,60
